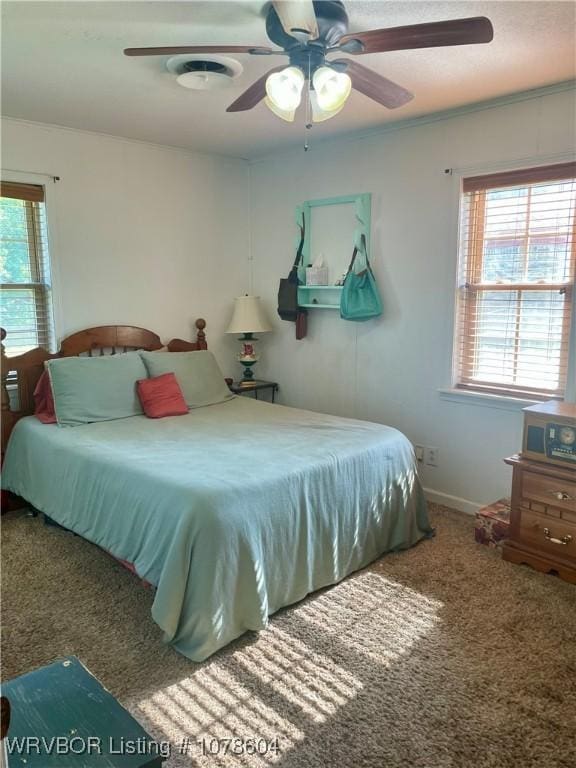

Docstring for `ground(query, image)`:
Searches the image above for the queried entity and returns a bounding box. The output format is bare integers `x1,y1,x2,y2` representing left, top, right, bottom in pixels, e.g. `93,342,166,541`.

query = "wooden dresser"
503,455,576,583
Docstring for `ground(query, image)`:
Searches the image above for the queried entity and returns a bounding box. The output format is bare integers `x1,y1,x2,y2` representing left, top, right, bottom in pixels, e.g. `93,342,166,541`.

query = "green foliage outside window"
0,195,54,354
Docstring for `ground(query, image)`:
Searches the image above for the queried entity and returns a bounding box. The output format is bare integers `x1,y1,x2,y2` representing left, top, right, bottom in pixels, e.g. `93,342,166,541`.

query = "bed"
1,321,433,662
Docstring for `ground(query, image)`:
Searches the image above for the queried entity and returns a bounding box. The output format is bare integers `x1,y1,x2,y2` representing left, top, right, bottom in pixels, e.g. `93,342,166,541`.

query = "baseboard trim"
424,488,482,516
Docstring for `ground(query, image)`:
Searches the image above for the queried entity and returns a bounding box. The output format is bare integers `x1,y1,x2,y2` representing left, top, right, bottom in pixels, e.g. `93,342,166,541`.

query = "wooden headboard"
0,318,207,453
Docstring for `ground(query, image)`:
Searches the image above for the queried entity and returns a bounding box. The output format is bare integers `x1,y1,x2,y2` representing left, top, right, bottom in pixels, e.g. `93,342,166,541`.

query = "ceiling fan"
124,1,494,123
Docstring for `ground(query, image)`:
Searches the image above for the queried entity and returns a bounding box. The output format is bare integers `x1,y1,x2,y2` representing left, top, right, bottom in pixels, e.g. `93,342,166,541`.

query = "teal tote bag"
340,234,383,321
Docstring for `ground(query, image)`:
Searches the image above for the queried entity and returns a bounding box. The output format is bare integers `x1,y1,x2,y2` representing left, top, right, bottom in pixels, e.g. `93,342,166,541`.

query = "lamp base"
237,333,259,382
240,361,257,382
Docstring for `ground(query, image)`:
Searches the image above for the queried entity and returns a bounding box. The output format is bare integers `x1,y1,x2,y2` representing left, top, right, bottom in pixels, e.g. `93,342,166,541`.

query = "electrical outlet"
425,446,439,467
414,445,425,462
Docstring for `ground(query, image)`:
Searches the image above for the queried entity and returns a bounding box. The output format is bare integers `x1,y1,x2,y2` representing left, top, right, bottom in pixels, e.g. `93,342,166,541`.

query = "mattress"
2,396,433,661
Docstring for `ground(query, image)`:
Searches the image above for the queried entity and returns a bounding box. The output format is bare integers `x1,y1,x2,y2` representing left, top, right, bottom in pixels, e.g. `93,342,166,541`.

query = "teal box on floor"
475,498,511,549
1,656,166,766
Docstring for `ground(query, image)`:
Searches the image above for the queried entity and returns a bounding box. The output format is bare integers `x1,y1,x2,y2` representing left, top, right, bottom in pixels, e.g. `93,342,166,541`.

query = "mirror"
297,193,371,287
309,203,358,283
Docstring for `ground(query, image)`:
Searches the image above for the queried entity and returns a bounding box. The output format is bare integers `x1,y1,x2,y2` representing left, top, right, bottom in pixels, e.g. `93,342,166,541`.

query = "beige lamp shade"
226,295,272,334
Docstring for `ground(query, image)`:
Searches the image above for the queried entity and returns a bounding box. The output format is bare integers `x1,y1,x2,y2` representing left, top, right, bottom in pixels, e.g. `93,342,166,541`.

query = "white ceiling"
2,1,575,159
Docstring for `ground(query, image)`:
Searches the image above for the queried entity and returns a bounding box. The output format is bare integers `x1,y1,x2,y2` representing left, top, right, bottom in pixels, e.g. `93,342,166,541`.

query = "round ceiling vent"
166,54,243,91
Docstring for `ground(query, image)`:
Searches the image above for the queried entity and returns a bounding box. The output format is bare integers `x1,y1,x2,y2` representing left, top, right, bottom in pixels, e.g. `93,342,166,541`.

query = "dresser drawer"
521,470,576,516
518,508,576,560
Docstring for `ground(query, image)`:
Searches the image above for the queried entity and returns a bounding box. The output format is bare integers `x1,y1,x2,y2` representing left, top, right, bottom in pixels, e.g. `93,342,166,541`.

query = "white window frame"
442,155,576,410
1,170,62,352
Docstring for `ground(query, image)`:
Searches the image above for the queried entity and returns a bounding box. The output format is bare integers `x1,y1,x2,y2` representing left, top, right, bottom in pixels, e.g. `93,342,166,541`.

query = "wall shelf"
298,285,342,310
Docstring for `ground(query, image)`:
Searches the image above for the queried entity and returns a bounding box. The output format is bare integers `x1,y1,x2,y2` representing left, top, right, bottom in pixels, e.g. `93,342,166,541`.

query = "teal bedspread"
2,398,432,661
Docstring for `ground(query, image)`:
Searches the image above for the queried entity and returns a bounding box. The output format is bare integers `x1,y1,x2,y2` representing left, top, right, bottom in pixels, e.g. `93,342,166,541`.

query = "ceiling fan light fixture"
265,66,305,112
128,6,494,126
264,97,296,122
312,66,352,112
310,91,344,123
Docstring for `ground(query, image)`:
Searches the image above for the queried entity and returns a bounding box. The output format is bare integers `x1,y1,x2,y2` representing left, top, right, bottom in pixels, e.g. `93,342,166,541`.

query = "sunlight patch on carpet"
235,625,363,724
294,572,443,664
131,573,439,765
135,661,305,765
132,622,364,764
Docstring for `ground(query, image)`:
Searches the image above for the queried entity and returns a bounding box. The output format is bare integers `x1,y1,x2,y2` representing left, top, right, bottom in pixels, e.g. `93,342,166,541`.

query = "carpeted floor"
2,503,575,768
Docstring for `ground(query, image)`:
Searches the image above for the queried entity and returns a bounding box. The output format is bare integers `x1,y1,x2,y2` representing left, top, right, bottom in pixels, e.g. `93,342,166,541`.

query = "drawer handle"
543,528,573,546
549,490,573,501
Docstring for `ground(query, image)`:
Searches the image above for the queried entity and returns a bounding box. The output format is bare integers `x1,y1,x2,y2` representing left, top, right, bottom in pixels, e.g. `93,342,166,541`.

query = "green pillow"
140,350,233,409
46,351,148,427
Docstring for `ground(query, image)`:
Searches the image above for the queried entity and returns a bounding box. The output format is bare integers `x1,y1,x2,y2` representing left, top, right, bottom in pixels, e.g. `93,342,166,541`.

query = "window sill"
438,387,539,412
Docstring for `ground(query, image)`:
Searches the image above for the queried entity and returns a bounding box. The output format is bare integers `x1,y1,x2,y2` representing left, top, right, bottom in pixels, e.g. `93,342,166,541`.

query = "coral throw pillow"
33,370,57,424
137,373,188,418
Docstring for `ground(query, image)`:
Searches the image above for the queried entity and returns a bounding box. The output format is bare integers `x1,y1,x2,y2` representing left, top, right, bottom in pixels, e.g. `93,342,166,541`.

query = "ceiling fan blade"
272,1,319,40
333,59,413,109
124,45,276,57
226,66,286,112
338,16,494,55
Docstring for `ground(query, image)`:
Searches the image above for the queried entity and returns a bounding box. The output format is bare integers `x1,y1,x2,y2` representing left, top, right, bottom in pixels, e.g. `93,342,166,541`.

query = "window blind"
454,162,576,400
0,182,55,355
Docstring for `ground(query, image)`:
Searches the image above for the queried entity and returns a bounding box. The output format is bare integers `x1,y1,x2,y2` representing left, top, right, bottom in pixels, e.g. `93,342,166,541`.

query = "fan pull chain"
304,53,312,152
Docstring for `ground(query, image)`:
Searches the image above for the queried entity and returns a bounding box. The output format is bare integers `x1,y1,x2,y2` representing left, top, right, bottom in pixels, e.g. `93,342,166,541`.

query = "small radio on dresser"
522,401,576,468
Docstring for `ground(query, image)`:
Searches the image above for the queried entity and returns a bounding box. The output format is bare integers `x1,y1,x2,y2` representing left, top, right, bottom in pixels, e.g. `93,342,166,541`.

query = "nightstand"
229,380,278,403
503,454,575,584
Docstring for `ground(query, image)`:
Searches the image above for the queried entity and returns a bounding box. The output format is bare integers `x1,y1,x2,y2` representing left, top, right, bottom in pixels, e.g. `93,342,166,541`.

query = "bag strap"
291,212,306,270
346,234,373,275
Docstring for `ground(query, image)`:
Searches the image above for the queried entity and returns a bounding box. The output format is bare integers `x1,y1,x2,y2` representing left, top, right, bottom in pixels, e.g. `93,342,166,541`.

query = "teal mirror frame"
295,193,372,310
295,193,372,283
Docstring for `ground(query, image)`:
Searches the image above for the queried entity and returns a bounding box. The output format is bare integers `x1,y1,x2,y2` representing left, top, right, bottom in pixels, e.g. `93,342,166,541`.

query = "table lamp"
226,295,272,383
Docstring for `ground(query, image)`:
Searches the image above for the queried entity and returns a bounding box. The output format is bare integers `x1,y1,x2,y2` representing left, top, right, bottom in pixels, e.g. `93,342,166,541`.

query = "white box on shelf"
305,266,329,285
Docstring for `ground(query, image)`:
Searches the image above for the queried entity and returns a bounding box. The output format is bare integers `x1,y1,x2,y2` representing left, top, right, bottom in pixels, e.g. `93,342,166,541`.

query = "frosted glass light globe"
310,91,345,122
265,66,305,112
264,97,296,122
312,66,352,112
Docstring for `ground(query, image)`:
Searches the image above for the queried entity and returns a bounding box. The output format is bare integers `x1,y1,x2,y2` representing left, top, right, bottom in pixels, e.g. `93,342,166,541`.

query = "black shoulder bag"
277,214,305,322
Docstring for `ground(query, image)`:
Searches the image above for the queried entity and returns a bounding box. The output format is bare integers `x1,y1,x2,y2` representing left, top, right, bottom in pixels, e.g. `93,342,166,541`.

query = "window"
454,162,576,400
0,181,55,355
